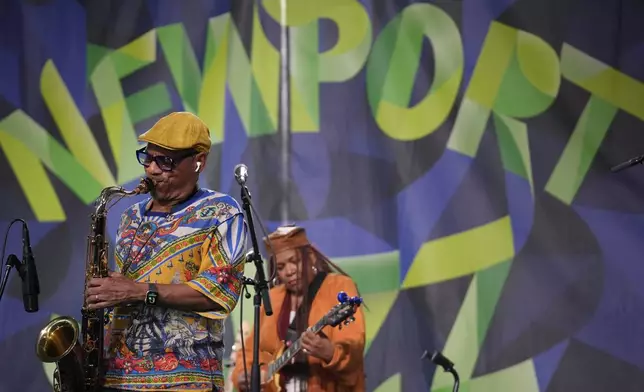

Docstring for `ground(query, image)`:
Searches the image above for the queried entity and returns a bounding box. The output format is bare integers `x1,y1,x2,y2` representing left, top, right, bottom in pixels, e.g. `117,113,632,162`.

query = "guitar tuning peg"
337,291,349,303
349,316,355,322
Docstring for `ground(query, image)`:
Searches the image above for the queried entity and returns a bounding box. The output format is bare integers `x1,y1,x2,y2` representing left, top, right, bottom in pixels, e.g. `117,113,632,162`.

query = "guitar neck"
265,318,326,380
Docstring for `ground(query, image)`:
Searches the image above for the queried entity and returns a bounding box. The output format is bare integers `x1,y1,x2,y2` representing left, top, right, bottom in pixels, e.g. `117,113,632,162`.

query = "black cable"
245,188,277,282
239,284,252,390
0,218,27,301
449,369,460,392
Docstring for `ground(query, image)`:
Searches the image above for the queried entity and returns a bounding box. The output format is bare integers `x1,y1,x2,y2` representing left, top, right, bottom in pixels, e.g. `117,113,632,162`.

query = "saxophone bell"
36,316,80,363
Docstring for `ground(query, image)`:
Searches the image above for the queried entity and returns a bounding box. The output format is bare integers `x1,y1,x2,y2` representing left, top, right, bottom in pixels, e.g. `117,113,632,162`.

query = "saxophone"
35,177,152,392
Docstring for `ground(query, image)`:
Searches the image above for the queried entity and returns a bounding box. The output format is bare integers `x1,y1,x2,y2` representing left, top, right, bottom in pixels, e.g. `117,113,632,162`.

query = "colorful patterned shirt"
103,188,247,391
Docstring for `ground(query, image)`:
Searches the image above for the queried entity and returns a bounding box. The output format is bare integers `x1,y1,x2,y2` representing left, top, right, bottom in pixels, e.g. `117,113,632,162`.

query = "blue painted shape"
0,0,23,109
150,0,232,27
396,149,473,280
427,127,509,242
320,76,400,164
0,48,21,108
487,255,590,349
533,339,569,391
22,1,88,115
0,220,59,268
290,134,331,219
0,296,52,342
505,172,534,252
218,88,249,196
573,206,644,368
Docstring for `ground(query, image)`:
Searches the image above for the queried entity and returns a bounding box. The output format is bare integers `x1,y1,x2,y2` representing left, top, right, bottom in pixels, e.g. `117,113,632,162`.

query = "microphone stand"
239,184,273,392
0,254,22,304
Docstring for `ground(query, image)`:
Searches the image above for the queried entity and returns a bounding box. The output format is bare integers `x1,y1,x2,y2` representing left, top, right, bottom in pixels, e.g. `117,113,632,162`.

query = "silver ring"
95,295,99,301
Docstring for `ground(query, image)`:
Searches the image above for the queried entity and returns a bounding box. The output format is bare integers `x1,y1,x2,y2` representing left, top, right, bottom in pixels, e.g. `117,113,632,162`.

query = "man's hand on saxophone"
84,271,228,312
85,271,144,310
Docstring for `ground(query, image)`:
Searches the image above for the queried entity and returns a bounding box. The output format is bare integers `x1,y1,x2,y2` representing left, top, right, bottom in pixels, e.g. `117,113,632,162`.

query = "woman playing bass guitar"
231,225,366,392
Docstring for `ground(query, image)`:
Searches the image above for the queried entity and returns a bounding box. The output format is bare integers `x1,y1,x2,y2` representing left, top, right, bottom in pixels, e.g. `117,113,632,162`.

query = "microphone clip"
0,254,22,305
9,255,26,280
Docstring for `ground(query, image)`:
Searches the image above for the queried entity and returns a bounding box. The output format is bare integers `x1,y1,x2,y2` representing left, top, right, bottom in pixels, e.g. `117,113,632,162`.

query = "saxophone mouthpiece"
137,178,153,194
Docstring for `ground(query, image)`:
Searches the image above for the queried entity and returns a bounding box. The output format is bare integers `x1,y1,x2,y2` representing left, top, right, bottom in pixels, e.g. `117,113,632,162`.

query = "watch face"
146,292,158,306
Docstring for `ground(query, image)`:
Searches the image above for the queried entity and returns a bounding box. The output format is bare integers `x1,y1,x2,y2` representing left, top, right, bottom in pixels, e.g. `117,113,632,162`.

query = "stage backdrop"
1,0,644,391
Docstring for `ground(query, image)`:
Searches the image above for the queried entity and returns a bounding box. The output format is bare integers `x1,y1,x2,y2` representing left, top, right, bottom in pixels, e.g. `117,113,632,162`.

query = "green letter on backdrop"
366,3,463,141
263,0,372,132
447,21,560,157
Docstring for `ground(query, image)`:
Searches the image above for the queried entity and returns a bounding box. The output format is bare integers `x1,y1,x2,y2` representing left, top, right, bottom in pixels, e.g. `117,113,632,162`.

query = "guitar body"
262,345,285,392
262,377,281,392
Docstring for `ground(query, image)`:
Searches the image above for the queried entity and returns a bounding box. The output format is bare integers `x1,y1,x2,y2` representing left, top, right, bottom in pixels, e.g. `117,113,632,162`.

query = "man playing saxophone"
84,112,248,392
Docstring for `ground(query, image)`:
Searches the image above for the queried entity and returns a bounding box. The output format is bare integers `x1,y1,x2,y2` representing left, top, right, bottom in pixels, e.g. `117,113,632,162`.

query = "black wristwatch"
145,283,159,306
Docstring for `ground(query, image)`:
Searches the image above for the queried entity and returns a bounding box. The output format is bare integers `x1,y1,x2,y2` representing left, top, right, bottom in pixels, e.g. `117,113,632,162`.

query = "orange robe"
231,273,366,391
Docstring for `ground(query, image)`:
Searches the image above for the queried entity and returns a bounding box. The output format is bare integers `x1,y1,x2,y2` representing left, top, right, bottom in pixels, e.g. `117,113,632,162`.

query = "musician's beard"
150,180,180,202
150,184,198,209
150,188,172,203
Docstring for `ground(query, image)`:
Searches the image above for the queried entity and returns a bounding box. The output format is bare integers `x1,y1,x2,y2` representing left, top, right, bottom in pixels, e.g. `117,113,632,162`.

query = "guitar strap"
284,271,328,345
280,272,327,389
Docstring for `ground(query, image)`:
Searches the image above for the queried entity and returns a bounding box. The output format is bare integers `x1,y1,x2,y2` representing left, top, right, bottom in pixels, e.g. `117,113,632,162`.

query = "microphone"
21,223,40,312
234,164,248,186
610,154,644,173
422,350,460,392
422,350,454,371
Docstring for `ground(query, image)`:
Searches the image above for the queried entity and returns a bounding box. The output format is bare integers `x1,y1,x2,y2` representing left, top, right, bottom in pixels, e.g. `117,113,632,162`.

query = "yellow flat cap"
138,112,211,153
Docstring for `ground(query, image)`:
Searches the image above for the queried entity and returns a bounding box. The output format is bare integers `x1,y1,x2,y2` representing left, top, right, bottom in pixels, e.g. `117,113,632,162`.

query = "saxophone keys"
84,339,95,352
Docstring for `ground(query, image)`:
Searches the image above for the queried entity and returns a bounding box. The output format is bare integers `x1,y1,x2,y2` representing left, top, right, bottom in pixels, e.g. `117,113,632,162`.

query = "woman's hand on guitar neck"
301,331,335,363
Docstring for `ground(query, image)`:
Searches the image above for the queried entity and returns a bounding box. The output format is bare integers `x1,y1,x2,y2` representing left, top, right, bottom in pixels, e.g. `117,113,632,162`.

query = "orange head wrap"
263,225,311,257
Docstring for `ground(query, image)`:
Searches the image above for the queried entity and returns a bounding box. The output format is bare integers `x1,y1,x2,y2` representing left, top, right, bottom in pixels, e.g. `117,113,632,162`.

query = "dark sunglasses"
136,147,196,172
